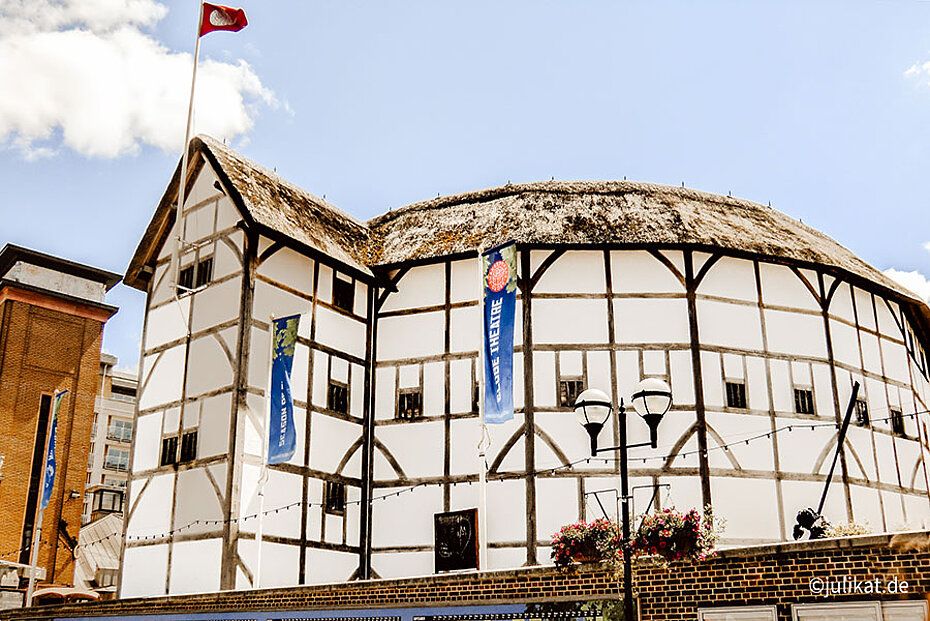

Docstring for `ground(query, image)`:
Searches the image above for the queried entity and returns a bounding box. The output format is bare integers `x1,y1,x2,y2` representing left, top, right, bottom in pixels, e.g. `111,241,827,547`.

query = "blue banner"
268,314,300,465
482,242,517,424
40,391,67,511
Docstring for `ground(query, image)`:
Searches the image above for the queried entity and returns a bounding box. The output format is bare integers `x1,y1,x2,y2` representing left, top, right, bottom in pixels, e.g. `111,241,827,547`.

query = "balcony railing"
106,426,132,442
103,460,129,472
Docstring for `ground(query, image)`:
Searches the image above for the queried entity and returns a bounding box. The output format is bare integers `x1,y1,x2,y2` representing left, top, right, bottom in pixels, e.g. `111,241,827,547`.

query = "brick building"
0,244,119,588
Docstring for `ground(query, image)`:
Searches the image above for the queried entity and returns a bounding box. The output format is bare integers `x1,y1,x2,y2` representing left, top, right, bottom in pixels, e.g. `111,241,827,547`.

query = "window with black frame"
160,435,178,466
559,378,584,408
855,398,870,426
794,388,815,415
398,389,422,419
328,380,349,414
332,275,354,312
725,381,747,409
324,481,346,514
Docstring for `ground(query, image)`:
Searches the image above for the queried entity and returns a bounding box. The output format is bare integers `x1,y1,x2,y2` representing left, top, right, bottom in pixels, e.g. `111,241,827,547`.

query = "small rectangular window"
473,382,480,413
179,430,198,463
794,388,815,415
160,436,178,467
177,265,195,291
890,408,905,437
324,481,346,514
725,381,747,409
332,276,355,313
328,380,349,414
855,398,870,426
104,447,129,472
397,389,422,419
195,256,213,288
559,379,584,408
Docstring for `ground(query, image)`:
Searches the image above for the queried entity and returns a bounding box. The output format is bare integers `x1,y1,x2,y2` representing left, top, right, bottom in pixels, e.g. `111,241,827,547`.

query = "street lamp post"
574,379,673,621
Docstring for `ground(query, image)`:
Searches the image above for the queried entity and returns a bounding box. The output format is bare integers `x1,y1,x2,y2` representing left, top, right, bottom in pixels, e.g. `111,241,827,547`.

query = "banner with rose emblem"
481,242,517,424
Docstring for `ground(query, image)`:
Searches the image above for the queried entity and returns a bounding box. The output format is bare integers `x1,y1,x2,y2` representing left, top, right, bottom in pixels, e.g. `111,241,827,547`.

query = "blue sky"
2,1,930,372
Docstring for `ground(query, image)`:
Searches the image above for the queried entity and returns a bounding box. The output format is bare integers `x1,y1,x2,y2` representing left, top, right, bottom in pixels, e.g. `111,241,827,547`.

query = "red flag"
200,3,248,36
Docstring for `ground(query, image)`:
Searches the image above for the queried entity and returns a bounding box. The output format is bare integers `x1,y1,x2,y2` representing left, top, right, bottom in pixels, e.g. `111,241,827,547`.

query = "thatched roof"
124,136,372,289
125,140,929,338
368,181,922,304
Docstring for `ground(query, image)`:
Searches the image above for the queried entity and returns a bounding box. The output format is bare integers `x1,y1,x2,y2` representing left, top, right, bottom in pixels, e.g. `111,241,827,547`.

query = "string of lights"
71,407,930,553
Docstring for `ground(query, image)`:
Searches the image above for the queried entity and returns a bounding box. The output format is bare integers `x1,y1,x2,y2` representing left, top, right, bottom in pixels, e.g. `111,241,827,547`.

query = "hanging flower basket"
630,506,722,564
550,518,622,572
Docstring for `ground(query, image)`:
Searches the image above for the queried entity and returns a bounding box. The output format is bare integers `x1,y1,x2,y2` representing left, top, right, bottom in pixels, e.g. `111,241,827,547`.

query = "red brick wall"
0,293,105,586
2,532,928,620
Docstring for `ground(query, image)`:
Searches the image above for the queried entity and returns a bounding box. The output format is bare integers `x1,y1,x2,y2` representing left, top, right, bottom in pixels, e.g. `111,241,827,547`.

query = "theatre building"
118,136,930,598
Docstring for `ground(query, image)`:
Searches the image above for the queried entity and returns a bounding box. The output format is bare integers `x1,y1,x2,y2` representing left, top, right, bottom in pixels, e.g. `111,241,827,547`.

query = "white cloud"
884,268,930,303
0,0,273,158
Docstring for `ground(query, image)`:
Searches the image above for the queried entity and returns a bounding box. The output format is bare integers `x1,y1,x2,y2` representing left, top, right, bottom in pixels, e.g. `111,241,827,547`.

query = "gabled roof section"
124,136,373,290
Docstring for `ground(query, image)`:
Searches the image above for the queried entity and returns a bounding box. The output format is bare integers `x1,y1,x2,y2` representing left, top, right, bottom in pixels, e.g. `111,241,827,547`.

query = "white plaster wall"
534,251,606,294
307,548,358,583
169,539,223,595
138,347,185,410
120,544,168,597
256,246,314,293
309,415,363,475
132,411,162,472
699,257,758,302
764,310,827,358
533,299,609,344
371,485,442,548
614,299,690,344
377,311,444,361
144,298,191,350
315,306,367,359
126,473,174,539
377,421,444,479
611,250,685,293
697,299,764,350
381,263,445,311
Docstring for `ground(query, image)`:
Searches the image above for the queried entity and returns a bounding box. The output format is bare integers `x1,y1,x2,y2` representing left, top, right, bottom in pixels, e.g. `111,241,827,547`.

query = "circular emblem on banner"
487,260,509,292
210,8,236,26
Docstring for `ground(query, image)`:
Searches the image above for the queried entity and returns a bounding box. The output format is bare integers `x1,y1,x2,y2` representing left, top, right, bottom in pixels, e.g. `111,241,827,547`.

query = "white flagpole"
255,315,274,589
476,250,489,569
171,0,205,297
25,390,61,607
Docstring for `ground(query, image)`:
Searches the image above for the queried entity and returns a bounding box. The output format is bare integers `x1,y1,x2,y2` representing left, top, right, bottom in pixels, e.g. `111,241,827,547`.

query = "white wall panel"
371,551,432,579
697,300,764,350
533,351,557,408
371,485,442,547
423,362,444,417
534,251,605,294
534,299,608,344
698,257,757,302
256,246,313,293
487,479,526,542
828,282,855,323
711,478,780,541
126,473,174,538
174,467,225,538
764,310,826,358
190,278,241,334
139,347,185,410
381,263,445,312
377,421,443,479
121,544,168,598
449,357,475,414
450,258,480,304
536,478,580,541
144,298,191,350
615,299,690,344
759,263,819,311
185,334,235,398
449,305,479,353
309,415,362,474
670,350,695,406
252,280,312,326
378,311,444,361
132,411,162,472
307,549,358,584
611,250,684,293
